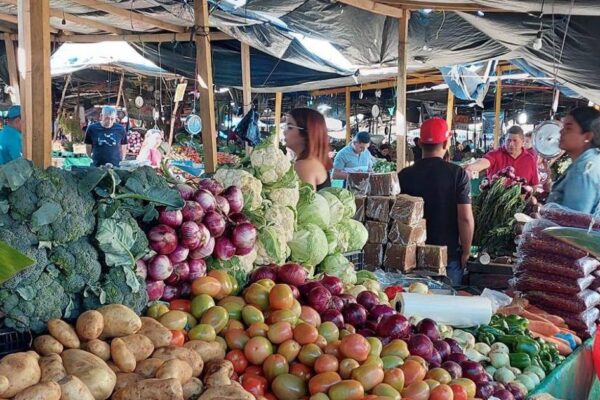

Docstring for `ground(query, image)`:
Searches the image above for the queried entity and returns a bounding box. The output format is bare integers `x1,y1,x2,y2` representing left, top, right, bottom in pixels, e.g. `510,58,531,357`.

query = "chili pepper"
478,332,496,346
515,336,541,356
509,352,532,369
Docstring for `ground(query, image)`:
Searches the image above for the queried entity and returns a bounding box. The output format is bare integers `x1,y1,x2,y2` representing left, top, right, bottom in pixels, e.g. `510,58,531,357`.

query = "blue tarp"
439,61,497,107
510,58,579,98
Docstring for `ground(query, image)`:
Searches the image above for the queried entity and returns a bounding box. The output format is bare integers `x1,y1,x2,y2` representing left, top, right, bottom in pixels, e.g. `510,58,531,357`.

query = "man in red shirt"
465,126,539,185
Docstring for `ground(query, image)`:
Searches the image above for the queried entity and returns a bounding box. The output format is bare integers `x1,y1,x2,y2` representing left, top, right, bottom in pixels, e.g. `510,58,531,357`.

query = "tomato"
224,319,245,332
339,334,371,362
327,379,365,400
190,294,215,319
207,270,233,299
309,372,342,395
351,364,384,391
323,340,341,358
271,373,308,400
294,323,319,345
188,323,216,342
450,378,476,398
425,378,441,390
244,336,273,365
159,311,188,331
244,283,270,310
314,354,339,374
247,322,269,338
200,306,229,333
261,394,277,400
401,381,431,400
184,312,198,330
242,373,267,397
147,303,170,319
214,336,227,351
241,305,264,325
381,339,409,359
300,306,321,327
262,354,289,381
343,324,356,334
381,355,404,369
309,393,330,400
315,335,328,350
218,295,246,308
367,337,383,357
405,355,428,369
399,360,427,387
383,368,405,392
245,365,263,376
265,322,292,344
256,278,276,290
318,321,340,343
290,362,313,381
191,276,221,297
290,299,302,318
269,284,294,310
221,301,244,321
372,383,401,400
169,299,191,313
277,339,302,363
226,349,248,374
429,383,453,400
426,368,452,385
384,285,404,301
269,309,298,325
170,330,185,346
339,358,360,379
225,329,250,350
449,383,468,400
298,343,323,367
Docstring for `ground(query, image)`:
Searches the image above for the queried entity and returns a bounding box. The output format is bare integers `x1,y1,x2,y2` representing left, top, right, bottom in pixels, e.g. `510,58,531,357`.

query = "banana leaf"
0,240,35,285
544,227,600,259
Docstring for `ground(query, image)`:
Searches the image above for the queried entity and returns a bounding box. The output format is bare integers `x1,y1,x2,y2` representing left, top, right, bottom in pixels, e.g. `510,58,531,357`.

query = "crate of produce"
344,250,365,271
0,328,32,357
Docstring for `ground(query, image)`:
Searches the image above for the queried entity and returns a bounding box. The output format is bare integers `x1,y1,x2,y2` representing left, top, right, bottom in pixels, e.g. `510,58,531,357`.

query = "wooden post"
446,89,454,131
345,87,351,143
493,64,502,149
274,92,282,143
4,37,20,104
18,0,52,167
195,0,217,173
241,43,252,115
115,73,125,108
396,10,409,171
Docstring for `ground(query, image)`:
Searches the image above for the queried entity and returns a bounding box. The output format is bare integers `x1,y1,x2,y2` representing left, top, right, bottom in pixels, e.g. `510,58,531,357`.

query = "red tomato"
169,299,192,313
263,394,276,400
242,374,267,397
245,365,264,377
384,285,404,300
450,383,468,400
170,330,185,347
226,350,248,375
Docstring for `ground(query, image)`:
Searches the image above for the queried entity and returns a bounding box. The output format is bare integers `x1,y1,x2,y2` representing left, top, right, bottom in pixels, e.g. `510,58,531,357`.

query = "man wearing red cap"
398,117,474,286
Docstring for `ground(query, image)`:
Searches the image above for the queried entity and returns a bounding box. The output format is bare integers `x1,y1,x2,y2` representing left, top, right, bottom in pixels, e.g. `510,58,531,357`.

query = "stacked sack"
512,203,600,338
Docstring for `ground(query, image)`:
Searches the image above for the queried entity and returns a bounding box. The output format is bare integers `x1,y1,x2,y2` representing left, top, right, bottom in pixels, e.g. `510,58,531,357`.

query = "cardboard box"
417,244,448,273
346,172,370,195
388,219,427,245
354,195,366,222
366,196,394,222
366,221,388,244
383,243,417,273
364,243,384,271
390,194,424,225
369,173,400,196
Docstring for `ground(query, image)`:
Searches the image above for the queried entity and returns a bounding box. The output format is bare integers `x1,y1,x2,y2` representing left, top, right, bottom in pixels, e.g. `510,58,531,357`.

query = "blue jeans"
447,259,463,287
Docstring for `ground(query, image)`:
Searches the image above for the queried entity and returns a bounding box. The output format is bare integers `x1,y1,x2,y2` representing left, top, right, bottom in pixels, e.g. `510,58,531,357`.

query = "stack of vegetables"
0,159,184,333
212,137,368,282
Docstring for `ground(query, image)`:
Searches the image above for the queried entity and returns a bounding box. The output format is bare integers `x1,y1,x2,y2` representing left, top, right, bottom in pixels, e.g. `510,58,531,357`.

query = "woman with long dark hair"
284,108,332,190
547,107,600,214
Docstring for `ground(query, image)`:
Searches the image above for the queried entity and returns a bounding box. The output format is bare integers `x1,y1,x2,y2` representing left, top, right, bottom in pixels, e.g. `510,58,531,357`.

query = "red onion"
176,183,195,200
223,186,244,213
290,285,300,299
442,361,462,379
408,334,434,360
338,293,357,306
376,314,410,339
368,304,395,322
179,281,192,297
229,212,251,225
342,303,367,327
231,223,257,250
216,196,230,215
135,259,147,280
147,255,174,281
162,285,180,301
249,265,279,283
182,201,205,223
203,211,226,237
199,179,224,196
320,274,343,296
164,272,179,286
278,263,307,286
146,280,165,301
329,296,344,311
166,261,190,284
158,209,183,228
235,246,254,256
321,309,344,329
356,291,379,311
180,221,202,249
214,236,236,260
168,245,189,264
148,224,178,255
416,318,440,341
194,189,217,212
188,259,207,280
308,285,332,313
189,237,215,259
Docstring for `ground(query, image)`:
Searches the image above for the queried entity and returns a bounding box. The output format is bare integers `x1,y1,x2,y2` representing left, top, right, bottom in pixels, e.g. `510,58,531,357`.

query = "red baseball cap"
420,117,450,144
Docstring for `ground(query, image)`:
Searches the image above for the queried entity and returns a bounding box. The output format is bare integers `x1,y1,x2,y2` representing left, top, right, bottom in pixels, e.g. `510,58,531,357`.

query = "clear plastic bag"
369,173,401,196
354,195,366,222
383,243,416,273
516,254,599,279
513,271,595,294
545,307,599,338
540,202,600,231
519,232,589,260
525,289,600,313
346,172,370,195
365,221,388,244
389,194,424,225
388,219,427,245
365,196,393,222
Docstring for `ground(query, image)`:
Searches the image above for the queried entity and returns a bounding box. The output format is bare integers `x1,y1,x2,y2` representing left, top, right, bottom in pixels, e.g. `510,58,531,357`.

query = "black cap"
354,131,371,144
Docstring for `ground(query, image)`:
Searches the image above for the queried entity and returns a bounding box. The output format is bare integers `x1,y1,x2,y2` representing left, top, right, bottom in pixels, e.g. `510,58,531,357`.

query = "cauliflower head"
250,144,291,185
266,184,300,209
265,205,295,242
255,226,289,265
214,168,263,211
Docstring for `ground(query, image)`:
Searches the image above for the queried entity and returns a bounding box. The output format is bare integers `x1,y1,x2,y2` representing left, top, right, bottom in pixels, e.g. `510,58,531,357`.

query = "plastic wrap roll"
397,293,493,327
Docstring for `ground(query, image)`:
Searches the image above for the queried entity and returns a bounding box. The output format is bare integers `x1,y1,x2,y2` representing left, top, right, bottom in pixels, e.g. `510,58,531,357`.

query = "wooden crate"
466,261,515,290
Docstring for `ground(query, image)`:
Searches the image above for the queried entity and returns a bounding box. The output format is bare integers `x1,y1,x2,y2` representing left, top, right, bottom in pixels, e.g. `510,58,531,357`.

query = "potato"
182,377,203,400
0,376,8,394
111,338,136,373
202,360,233,388
58,375,95,400
61,349,116,400
39,354,67,383
153,347,203,377
13,381,61,400
98,305,142,338
106,361,121,374
26,351,41,361
33,335,64,356
82,339,111,361
112,378,184,400
138,317,172,348
115,373,143,393
120,334,154,362
0,352,41,397
76,310,104,341
184,340,225,364
199,382,254,400
135,358,165,379
48,319,80,349
156,359,193,385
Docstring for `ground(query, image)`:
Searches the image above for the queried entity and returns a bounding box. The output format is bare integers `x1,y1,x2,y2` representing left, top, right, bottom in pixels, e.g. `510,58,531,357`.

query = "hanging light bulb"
359,91,364,99
518,112,528,124
533,31,543,50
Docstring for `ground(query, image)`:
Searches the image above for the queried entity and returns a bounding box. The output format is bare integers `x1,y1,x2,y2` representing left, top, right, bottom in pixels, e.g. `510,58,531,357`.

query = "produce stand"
466,261,514,290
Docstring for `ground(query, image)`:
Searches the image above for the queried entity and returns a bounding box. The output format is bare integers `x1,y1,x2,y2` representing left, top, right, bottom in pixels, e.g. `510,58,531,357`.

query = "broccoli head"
116,166,171,191
49,238,102,294
83,265,148,315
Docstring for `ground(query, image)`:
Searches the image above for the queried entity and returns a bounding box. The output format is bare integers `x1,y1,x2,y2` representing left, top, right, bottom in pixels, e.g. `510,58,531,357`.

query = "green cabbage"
317,253,357,285
319,191,345,225
319,187,356,219
288,223,328,270
336,219,368,252
324,228,338,255
297,186,330,229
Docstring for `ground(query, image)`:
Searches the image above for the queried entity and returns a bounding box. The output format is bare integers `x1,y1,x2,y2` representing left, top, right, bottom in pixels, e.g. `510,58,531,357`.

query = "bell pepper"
509,352,532,369
384,285,403,301
490,315,510,332
479,325,506,338
478,332,496,346
542,360,556,373
497,334,518,348
515,336,541,356
505,314,529,333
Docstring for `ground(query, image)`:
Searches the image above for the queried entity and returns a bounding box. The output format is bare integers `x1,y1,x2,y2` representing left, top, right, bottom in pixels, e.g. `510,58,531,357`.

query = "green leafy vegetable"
318,187,356,219
288,223,328,270
316,253,357,285
0,240,35,285
336,219,368,252
297,186,330,229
